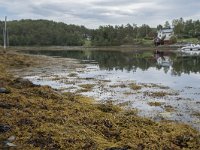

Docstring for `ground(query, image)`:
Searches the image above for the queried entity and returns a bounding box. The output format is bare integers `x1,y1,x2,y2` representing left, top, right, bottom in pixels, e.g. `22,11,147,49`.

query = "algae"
0,51,200,149
129,83,142,90
148,101,163,107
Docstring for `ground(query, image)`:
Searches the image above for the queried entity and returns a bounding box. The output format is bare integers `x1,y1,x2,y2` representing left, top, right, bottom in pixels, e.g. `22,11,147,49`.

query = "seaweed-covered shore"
0,51,200,149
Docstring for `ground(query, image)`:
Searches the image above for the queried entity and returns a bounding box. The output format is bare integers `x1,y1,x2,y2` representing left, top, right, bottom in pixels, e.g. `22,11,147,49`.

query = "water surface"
21,49,200,130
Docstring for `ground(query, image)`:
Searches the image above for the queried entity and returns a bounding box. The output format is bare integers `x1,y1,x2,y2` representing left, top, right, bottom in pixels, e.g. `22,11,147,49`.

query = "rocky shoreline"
0,50,200,149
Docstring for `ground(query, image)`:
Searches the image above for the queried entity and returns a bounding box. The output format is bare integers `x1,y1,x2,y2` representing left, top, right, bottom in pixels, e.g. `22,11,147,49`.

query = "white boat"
181,44,200,51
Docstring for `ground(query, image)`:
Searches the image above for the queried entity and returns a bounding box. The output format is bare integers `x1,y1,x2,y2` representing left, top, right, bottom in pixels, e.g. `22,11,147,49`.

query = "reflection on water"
23,50,200,75
22,49,200,97
20,49,200,130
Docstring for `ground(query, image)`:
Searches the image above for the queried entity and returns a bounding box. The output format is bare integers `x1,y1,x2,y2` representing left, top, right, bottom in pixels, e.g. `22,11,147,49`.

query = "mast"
3,16,7,49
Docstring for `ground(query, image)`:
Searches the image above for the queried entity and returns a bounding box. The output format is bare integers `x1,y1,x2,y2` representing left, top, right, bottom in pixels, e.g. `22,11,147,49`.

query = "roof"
158,28,173,33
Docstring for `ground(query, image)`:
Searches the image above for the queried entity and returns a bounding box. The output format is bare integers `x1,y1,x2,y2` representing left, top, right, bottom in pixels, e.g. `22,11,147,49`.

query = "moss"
0,51,200,149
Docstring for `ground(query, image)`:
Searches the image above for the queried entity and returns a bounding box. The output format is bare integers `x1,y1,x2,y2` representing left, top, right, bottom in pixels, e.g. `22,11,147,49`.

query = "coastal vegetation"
0,50,200,149
0,18,199,47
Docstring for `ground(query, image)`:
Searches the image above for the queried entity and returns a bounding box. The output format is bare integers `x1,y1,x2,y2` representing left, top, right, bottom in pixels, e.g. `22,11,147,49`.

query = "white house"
157,28,174,42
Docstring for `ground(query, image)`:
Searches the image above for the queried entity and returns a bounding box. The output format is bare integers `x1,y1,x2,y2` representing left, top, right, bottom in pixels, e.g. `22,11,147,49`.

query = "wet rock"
7,136,16,142
4,142,17,147
0,124,11,133
0,87,10,94
11,78,35,89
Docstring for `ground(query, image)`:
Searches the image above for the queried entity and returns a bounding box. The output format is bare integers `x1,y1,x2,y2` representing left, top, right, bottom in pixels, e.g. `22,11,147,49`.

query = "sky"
0,0,199,28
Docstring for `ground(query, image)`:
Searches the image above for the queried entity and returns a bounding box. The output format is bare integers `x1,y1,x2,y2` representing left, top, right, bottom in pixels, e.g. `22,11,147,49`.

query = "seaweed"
0,51,200,149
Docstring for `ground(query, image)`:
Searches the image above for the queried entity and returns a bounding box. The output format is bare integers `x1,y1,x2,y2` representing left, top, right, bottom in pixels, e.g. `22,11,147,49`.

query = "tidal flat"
0,49,200,149
17,49,200,130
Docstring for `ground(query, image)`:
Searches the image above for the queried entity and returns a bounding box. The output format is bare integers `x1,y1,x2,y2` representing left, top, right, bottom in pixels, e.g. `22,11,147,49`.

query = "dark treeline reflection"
23,50,200,75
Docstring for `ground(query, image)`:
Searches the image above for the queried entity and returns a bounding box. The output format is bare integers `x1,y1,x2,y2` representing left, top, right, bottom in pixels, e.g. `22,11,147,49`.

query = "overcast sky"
0,0,199,28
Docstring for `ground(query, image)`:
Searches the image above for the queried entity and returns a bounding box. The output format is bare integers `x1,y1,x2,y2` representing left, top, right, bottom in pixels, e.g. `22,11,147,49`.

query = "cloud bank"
0,0,199,28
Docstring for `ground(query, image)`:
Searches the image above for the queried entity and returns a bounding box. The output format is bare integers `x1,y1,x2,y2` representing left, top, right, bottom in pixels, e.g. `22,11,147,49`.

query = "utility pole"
3,16,7,49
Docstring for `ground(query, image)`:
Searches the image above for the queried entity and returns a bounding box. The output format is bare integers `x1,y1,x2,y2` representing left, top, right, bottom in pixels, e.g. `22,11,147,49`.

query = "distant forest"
0,18,200,46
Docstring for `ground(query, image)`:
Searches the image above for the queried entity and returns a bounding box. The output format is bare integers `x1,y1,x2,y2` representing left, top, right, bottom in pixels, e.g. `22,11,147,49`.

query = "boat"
181,44,200,51
180,44,200,55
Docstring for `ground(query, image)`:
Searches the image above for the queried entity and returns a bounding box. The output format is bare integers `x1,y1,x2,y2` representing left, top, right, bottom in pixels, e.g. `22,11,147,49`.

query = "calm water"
21,49,200,129
23,50,200,99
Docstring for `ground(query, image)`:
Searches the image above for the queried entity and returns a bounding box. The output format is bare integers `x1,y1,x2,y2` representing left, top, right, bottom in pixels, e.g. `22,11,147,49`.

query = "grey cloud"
0,0,199,28
92,0,142,6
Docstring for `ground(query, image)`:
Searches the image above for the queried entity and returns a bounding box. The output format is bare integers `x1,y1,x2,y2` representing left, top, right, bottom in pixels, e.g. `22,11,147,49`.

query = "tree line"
0,18,199,46
0,19,90,46
90,24,156,46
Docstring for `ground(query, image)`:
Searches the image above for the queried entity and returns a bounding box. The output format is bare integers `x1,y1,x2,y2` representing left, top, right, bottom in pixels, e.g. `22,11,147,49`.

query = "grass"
83,40,92,47
0,50,200,149
177,38,199,44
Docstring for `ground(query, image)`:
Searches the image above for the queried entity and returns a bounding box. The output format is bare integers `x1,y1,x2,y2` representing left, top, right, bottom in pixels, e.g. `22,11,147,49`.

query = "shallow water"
21,49,200,130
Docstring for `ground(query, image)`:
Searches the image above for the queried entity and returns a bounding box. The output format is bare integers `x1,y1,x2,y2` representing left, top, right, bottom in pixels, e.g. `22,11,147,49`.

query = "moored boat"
181,44,200,51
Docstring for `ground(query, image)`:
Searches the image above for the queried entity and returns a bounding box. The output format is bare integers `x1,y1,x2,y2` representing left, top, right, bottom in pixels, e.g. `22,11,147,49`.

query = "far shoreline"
3,44,180,52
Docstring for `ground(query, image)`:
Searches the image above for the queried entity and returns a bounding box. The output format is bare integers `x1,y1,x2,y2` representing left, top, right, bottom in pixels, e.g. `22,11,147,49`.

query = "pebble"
0,87,10,94
5,142,17,147
0,124,11,133
7,136,16,142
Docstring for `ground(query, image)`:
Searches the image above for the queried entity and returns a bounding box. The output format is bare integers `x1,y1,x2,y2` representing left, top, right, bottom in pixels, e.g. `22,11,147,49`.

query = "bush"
170,36,177,44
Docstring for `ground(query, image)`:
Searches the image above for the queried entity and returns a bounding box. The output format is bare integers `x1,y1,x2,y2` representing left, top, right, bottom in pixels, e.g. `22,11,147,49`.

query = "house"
157,28,174,44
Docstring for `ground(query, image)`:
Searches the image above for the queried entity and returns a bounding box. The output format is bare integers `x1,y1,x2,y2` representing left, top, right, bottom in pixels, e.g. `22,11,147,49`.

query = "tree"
0,19,88,46
164,21,171,28
172,18,184,37
157,24,163,30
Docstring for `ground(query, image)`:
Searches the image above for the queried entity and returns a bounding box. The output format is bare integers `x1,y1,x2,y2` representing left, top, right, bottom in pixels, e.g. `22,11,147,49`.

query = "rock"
11,78,35,89
0,87,10,94
7,136,16,142
0,124,11,133
4,142,17,147
0,102,15,109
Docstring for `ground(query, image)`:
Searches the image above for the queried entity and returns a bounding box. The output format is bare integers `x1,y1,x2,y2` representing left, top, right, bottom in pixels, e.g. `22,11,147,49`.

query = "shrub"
170,36,177,44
